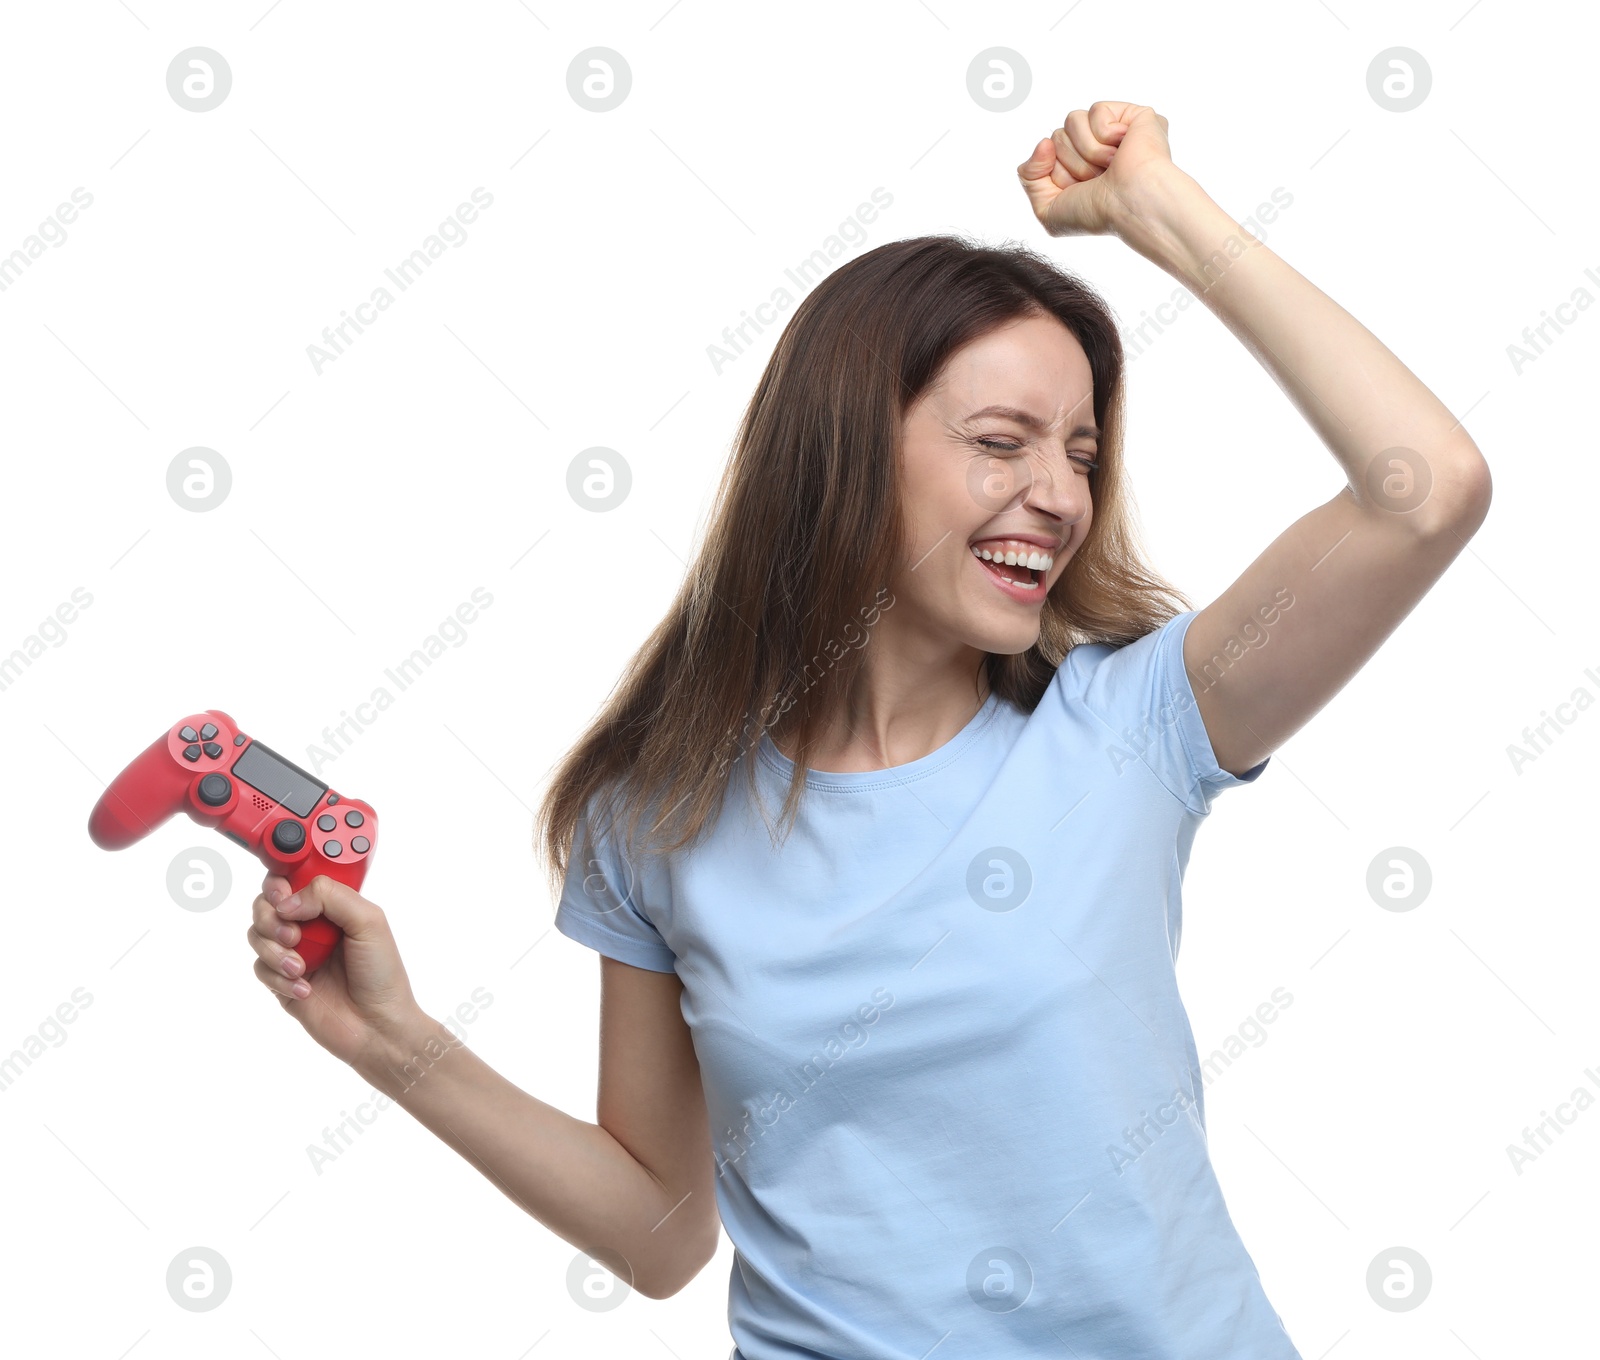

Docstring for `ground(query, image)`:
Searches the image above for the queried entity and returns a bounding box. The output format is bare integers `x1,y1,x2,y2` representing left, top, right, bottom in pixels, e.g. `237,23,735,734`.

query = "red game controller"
87,710,376,975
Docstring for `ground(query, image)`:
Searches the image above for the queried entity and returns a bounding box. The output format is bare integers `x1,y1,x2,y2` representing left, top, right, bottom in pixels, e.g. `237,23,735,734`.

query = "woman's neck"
771,662,992,774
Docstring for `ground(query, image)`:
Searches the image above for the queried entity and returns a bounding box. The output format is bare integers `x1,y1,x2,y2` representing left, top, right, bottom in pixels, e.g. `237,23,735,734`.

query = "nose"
1018,448,1091,529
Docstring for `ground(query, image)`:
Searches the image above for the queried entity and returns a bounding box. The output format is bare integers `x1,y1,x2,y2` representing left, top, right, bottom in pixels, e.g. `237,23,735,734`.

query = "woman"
248,102,1491,1357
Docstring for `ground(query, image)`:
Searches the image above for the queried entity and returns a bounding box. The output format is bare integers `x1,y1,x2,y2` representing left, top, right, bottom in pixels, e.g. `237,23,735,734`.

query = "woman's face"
894,312,1098,658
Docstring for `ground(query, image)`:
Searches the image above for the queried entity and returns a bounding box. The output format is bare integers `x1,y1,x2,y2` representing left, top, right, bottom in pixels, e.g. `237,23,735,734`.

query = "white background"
0,1,1592,1356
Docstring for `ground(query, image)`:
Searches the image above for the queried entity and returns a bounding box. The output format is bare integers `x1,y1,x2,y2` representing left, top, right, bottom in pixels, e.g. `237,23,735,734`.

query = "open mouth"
975,556,1040,589
970,537,1056,593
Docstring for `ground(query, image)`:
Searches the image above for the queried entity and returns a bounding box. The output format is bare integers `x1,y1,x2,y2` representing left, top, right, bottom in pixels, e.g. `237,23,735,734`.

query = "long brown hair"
536,232,1189,891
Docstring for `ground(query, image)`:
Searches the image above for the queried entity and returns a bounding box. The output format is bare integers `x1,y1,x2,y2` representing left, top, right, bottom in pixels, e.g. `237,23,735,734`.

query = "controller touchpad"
231,741,327,818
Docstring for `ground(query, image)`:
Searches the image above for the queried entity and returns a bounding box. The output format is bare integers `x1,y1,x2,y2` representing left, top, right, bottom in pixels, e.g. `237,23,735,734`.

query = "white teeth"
972,542,1055,572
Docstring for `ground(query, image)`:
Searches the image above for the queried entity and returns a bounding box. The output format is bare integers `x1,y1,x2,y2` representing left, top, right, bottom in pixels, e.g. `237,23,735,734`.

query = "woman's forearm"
354,1011,713,1299
1113,165,1489,522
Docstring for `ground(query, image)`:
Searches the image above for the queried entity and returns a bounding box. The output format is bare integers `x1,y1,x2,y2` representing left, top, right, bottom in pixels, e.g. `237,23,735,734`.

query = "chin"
966,621,1041,657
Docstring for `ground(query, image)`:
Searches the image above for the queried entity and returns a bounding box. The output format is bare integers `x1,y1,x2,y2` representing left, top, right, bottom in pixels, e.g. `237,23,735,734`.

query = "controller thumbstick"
197,773,232,807
271,820,306,854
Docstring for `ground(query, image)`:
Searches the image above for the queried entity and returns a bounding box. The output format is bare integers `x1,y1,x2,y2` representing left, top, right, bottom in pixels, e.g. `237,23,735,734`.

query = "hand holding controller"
87,710,377,974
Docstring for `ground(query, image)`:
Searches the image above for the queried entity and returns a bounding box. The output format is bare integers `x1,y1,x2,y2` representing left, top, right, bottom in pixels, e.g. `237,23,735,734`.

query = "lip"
969,531,1064,553
973,552,1048,604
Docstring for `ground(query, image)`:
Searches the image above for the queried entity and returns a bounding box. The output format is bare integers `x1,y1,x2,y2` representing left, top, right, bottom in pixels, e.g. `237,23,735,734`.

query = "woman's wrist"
1111,166,1259,288
353,1009,454,1100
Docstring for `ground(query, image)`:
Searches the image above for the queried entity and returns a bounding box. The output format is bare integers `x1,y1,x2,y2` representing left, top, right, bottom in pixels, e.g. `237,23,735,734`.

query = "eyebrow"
963,405,1100,442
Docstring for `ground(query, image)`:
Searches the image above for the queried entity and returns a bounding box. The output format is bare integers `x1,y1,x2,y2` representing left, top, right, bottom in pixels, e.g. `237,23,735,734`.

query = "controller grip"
284,864,351,975
88,731,181,850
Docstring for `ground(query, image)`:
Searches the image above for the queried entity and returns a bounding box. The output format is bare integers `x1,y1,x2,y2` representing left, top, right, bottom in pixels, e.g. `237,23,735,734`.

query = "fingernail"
278,895,301,913
281,953,303,977
276,924,296,945
291,980,311,998
267,887,284,904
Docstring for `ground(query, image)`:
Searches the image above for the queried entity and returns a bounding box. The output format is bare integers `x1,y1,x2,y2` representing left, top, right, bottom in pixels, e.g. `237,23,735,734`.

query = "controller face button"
198,774,232,807
233,734,247,746
317,814,337,832
323,839,343,857
202,741,223,759
199,723,218,741
271,820,306,853
182,744,202,761
351,836,370,853
180,726,199,742
343,810,364,827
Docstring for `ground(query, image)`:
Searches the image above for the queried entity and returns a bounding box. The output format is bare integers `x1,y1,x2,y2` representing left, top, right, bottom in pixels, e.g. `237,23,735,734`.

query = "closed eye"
976,437,1099,472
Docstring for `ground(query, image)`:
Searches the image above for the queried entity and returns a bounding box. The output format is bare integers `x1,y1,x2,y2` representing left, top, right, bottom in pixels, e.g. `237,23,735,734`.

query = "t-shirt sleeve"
551,795,678,973
1067,608,1269,816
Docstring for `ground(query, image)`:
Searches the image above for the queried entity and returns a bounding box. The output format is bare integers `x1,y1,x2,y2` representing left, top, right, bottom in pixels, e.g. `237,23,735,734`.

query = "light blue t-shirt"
554,609,1301,1359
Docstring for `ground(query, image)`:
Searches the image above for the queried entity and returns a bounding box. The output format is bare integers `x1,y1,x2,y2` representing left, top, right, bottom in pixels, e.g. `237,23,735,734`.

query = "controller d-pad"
271,820,306,854
180,725,198,742
182,744,201,761
317,814,336,832
323,840,343,857
198,774,231,807
344,810,364,828
199,723,218,741
351,836,370,853
203,741,223,759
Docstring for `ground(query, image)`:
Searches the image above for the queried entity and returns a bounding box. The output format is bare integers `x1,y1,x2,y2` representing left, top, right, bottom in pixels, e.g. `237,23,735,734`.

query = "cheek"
905,475,981,548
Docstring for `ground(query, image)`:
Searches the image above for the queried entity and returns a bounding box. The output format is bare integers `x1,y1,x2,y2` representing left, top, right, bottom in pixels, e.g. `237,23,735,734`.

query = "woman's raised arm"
1020,102,1492,776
